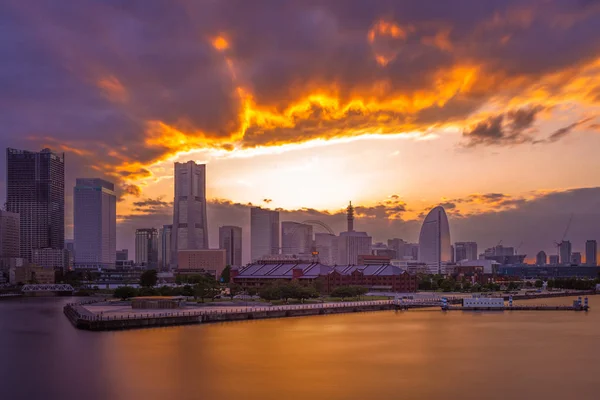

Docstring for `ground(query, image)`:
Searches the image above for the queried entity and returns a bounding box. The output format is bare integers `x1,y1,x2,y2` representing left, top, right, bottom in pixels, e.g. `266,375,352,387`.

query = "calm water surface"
1,296,599,400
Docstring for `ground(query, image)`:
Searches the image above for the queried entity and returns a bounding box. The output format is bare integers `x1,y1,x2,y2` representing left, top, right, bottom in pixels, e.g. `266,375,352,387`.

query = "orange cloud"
97,75,128,103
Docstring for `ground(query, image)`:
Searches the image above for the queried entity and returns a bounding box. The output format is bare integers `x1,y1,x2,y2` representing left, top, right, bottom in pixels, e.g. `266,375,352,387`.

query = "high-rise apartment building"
387,238,406,260
219,225,243,267
281,221,313,256
559,241,572,264
571,252,582,265
250,207,279,262
6,148,65,261
549,255,559,265
0,211,20,259
171,161,208,267
73,178,116,269
585,240,597,266
159,225,172,269
135,228,159,269
455,242,478,262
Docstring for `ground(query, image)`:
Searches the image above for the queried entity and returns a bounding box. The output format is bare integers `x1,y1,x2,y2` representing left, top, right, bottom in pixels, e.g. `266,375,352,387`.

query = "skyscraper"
159,225,172,270
135,228,159,269
536,250,547,266
337,202,372,265
6,148,65,261
571,252,582,265
219,225,243,267
585,240,597,266
455,242,478,262
549,255,559,265
0,211,20,259
281,221,313,256
250,207,279,261
171,161,208,267
418,206,452,268
74,178,116,269
559,241,571,264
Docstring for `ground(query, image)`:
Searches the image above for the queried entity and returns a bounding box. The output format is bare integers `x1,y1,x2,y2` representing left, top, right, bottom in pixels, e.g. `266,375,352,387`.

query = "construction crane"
515,241,524,254
554,213,574,256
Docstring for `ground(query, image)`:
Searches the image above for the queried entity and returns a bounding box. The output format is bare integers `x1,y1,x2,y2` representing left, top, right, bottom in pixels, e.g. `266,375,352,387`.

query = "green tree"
114,286,137,300
220,265,231,283
194,275,219,302
140,270,158,287
534,279,543,288
259,284,282,301
181,285,195,297
158,286,173,296
229,283,243,299
330,286,354,300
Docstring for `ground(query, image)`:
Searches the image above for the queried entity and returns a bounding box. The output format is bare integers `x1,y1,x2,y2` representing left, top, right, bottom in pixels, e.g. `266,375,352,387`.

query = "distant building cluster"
1,146,598,288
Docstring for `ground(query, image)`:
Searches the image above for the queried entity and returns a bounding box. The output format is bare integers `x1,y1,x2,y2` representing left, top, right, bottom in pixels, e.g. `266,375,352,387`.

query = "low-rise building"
232,260,417,293
9,265,55,285
177,249,227,278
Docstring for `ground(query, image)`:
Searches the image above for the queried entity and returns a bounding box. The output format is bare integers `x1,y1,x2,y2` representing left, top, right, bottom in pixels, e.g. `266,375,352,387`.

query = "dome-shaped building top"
418,206,451,265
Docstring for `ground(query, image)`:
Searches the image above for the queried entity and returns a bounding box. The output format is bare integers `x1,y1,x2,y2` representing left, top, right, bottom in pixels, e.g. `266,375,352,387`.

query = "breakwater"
64,300,398,331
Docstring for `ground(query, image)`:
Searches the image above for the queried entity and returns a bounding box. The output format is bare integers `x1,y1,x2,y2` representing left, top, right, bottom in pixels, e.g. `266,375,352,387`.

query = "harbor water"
1,296,599,400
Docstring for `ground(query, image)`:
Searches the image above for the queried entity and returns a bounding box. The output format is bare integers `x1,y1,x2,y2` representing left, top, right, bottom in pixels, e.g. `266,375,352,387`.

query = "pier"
64,295,590,331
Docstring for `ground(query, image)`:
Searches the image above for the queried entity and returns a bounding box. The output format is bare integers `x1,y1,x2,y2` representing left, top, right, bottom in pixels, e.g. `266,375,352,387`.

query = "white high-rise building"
337,202,372,265
315,233,338,265
171,161,208,267
418,206,451,272
281,221,313,256
74,178,116,269
250,207,279,262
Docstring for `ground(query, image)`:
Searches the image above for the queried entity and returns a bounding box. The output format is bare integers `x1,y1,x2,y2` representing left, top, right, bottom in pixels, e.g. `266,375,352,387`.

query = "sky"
2,0,600,263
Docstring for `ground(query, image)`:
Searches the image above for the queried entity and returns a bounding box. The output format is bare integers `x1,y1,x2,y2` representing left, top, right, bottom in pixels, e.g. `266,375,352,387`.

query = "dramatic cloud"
3,0,600,194
462,106,544,147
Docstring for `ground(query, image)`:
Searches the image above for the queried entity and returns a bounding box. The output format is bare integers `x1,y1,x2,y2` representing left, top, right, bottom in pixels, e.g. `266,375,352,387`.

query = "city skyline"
2,1,600,263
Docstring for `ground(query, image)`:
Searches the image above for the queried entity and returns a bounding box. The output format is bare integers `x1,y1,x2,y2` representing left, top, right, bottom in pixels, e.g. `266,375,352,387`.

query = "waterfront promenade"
64,290,594,331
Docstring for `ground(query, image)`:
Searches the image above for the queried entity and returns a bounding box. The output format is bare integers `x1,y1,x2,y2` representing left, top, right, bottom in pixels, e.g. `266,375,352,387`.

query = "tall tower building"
281,221,313,256
136,228,159,269
455,242,478,262
337,202,372,265
171,161,208,267
559,241,572,265
219,225,243,267
6,148,65,261
73,178,116,269
418,206,451,270
250,207,279,262
586,240,597,266
159,225,172,270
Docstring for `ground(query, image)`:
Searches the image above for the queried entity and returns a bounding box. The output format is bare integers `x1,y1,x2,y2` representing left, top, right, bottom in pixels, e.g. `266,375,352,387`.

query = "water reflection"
1,296,599,400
